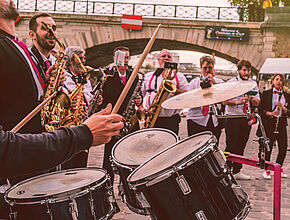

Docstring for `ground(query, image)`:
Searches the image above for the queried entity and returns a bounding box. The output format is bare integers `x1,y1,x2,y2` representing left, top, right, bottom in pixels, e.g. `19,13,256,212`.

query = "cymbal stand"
211,105,270,169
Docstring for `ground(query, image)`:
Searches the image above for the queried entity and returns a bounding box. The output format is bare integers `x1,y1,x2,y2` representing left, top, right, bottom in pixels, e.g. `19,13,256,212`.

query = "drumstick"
112,24,161,114
11,91,57,133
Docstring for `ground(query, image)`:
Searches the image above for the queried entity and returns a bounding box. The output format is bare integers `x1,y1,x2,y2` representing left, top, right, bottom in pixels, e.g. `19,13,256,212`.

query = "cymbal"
162,81,257,109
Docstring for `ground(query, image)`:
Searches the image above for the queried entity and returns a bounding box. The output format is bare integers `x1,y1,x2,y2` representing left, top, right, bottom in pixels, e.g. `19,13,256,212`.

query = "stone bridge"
15,7,290,73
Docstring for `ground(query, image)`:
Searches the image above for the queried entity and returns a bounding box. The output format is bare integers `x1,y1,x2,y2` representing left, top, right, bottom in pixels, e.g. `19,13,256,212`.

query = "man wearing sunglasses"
141,49,189,135
28,13,57,75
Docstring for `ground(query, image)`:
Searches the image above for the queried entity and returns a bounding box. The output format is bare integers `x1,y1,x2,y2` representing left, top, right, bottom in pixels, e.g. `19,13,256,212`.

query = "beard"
0,1,19,21
35,32,55,51
72,62,84,75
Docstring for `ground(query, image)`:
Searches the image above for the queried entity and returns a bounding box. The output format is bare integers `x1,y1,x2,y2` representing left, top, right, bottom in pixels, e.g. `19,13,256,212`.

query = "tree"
228,0,290,7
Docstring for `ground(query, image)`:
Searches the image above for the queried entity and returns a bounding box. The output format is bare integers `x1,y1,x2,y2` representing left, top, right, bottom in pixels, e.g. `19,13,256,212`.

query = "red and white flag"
121,14,142,30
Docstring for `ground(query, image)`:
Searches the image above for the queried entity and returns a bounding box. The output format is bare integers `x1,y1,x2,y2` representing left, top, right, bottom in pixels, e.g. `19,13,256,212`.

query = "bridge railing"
15,0,249,22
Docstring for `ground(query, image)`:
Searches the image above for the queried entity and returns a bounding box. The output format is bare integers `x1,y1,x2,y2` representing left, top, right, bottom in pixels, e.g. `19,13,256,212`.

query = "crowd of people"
0,0,289,219
238,0,273,22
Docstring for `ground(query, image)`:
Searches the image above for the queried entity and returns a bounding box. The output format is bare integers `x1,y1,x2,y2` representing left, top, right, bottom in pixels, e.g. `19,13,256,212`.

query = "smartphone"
246,90,258,96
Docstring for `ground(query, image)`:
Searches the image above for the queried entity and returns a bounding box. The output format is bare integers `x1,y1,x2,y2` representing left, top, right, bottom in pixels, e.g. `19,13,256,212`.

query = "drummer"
0,104,124,219
186,55,224,144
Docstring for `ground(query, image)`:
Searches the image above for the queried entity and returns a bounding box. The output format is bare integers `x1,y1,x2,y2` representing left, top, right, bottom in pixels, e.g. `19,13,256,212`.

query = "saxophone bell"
163,80,177,94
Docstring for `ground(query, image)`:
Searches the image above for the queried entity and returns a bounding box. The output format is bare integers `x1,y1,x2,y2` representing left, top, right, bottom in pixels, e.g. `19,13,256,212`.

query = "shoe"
263,170,271,180
281,168,288,178
234,172,251,180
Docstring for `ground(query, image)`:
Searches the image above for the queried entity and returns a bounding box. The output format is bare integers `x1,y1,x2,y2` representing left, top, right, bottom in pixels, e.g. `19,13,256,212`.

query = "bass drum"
5,168,115,220
111,128,178,215
128,132,251,220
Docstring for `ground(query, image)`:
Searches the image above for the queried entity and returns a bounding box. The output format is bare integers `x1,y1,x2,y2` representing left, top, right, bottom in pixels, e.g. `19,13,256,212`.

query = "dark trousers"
225,118,251,174
103,122,140,185
0,193,9,219
154,114,181,136
61,151,89,170
258,123,288,167
187,116,221,146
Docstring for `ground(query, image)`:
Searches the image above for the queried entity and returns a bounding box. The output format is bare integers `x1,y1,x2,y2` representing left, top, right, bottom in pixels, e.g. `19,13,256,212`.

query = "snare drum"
128,132,251,220
111,128,178,215
5,168,115,220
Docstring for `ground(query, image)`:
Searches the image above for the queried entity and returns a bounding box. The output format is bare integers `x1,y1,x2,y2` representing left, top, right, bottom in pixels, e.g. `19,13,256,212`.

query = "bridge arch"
85,38,247,71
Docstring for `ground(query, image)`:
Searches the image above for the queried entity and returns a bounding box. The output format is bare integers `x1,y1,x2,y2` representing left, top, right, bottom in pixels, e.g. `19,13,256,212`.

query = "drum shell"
111,128,178,215
5,168,114,220
113,163,146,214
128,133,250,220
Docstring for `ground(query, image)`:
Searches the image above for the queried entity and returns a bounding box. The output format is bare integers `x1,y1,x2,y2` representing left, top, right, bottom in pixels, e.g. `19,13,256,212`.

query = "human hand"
135,95,142,106
45,64,66,86
84,104,124,146
96,95,103,106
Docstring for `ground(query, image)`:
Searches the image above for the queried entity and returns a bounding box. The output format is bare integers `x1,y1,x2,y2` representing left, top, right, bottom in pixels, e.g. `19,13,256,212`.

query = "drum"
5,168,115,220
111,128,178,215
127,132,251,220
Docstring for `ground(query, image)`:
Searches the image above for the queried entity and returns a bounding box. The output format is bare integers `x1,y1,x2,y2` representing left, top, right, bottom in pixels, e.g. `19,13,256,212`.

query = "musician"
258,74,289,179
186,55,224,143
61,46,93,169
222,59,260,180
0,104,124,219
141,49,188,135
28,13,57,75
98,46,140,186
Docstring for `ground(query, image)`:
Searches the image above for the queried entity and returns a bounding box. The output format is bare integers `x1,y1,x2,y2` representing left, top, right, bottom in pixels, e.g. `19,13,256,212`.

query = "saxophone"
119,72,145,136
142,62,177,129
87,68,114,117
40,21,69,132
60,53,89,127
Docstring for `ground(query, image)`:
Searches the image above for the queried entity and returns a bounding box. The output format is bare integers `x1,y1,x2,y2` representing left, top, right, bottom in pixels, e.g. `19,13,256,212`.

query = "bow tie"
273,90,281,94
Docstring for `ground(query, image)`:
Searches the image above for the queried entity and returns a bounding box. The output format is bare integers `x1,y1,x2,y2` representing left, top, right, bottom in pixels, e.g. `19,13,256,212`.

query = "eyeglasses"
78,56,86,60
125,56,131,60
161,55,172,58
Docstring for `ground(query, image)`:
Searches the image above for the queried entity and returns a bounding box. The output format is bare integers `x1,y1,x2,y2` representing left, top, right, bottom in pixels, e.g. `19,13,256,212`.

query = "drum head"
6,168,107,201
128,132,213,183
112,128,178,166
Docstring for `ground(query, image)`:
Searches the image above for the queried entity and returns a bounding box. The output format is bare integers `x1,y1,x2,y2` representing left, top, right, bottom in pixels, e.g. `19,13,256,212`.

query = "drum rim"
111,128,178,167
127,131,215,187
5,167,108,204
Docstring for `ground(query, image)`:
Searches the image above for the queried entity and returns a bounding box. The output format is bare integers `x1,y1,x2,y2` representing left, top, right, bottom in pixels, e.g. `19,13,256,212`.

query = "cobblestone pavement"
88,117,290,220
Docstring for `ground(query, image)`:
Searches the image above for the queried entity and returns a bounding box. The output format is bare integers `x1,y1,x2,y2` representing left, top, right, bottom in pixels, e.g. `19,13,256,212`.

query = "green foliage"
228,0,290,7
142,64,154,69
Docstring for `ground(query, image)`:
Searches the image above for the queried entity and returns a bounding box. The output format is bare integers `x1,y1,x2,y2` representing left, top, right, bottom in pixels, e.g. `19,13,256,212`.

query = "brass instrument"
40,21,69,132
273,88,283,134
142,62,177,129
60,53,89,127
120,72,145,136
87,68,114,117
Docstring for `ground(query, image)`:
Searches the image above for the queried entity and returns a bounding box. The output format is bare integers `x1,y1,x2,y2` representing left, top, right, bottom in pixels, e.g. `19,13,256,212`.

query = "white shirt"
272,88,286,113
225,75,260,115
186,76,224,127
141,70,189,117
63,71,93,105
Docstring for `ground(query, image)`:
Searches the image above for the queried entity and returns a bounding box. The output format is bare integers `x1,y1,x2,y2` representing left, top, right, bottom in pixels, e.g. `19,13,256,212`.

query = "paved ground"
88,117,290,220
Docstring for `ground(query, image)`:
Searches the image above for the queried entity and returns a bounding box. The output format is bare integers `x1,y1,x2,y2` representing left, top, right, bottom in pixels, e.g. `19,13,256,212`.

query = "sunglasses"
161,55,172,58
41,25,57,32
